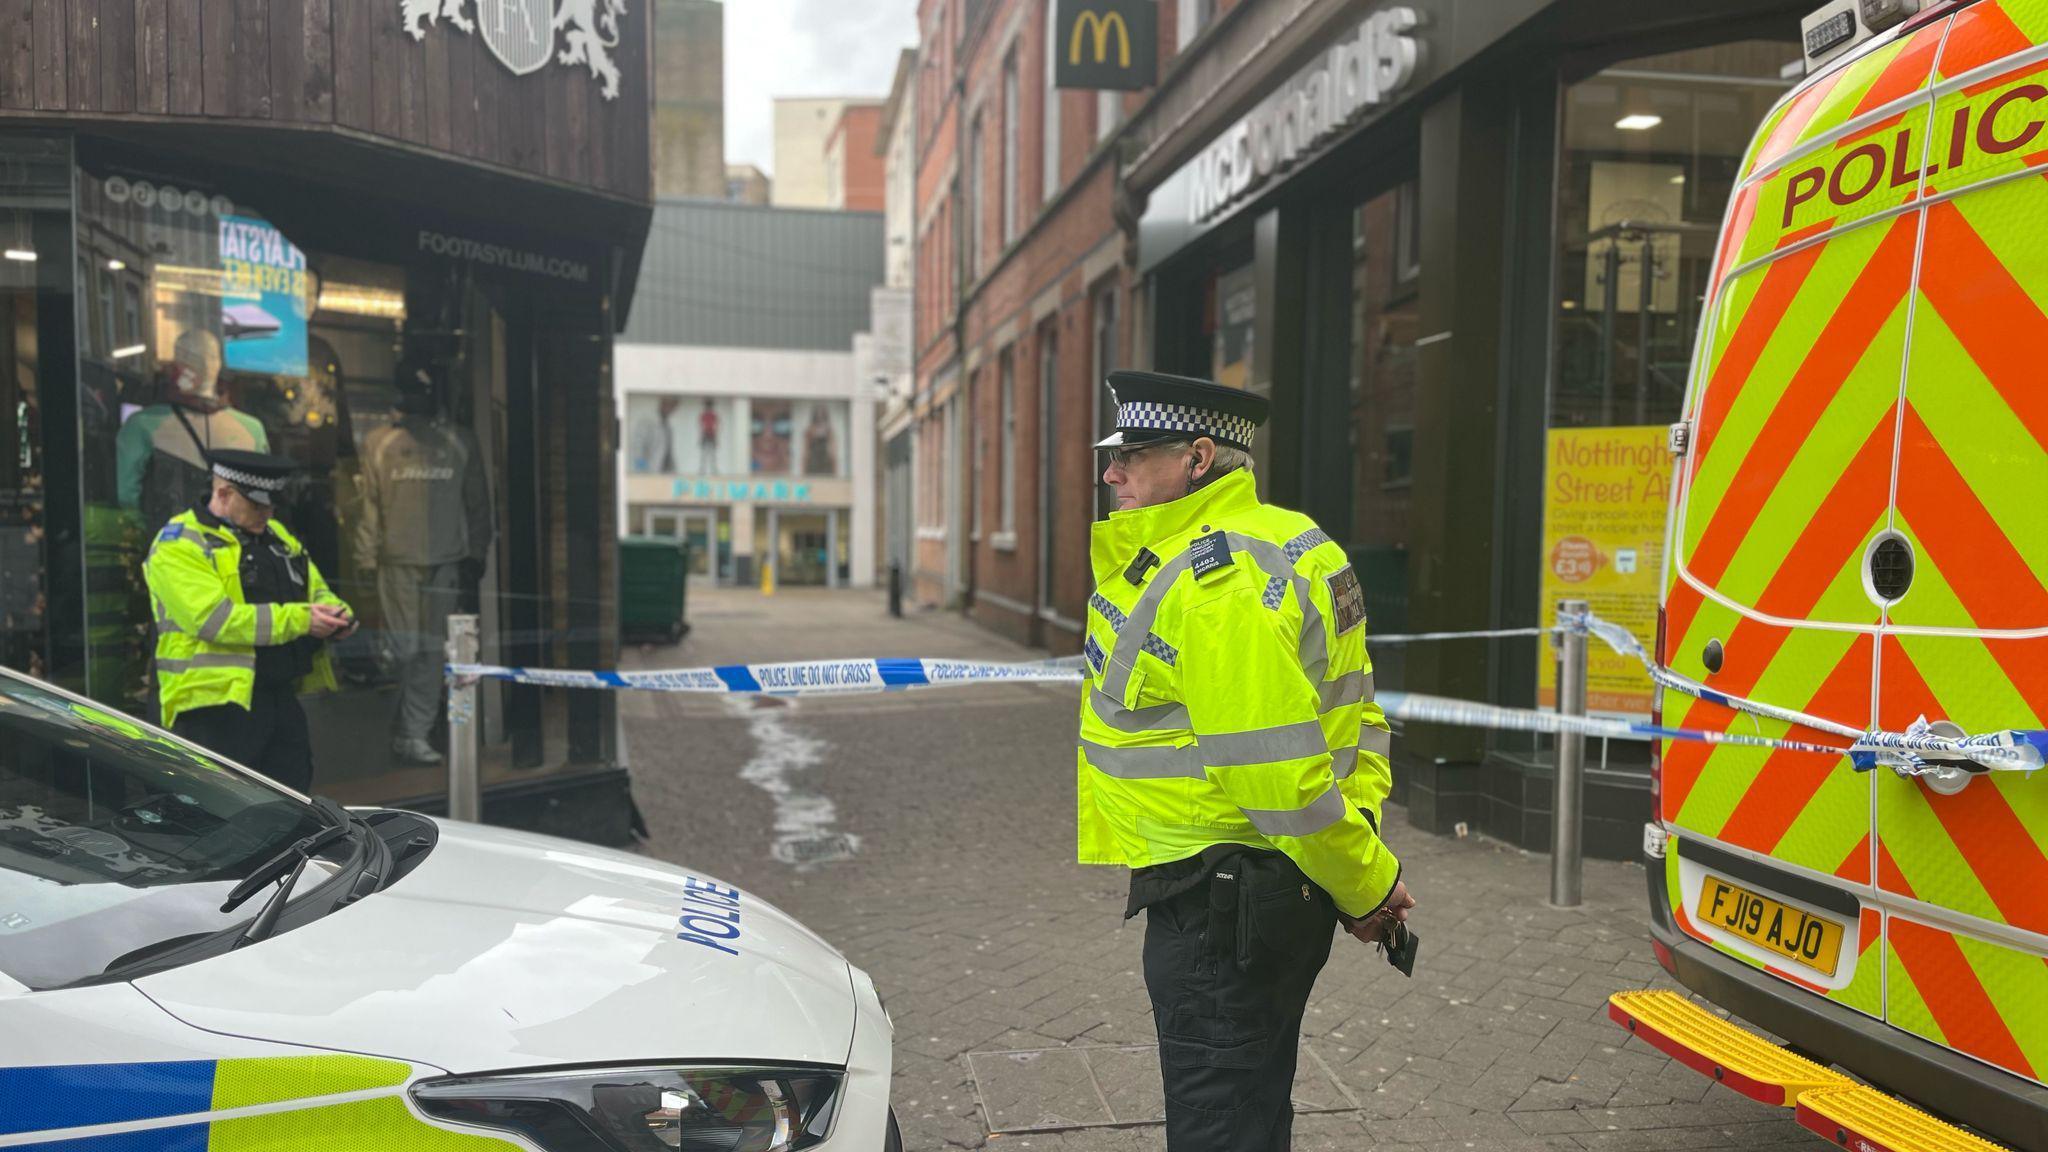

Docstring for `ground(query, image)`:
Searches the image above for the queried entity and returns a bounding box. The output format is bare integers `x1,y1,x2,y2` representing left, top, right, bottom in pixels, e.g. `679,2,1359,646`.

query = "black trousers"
1143,855,1338,1151
173,681,316,794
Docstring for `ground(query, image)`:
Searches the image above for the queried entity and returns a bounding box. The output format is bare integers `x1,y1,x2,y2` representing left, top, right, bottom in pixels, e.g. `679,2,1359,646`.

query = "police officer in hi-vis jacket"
1075,371,1417,1150
144,449,356,793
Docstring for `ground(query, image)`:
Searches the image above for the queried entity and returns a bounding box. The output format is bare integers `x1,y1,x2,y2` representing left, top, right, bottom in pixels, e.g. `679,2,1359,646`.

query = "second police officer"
144,449,357,793
1076,371,1418,1151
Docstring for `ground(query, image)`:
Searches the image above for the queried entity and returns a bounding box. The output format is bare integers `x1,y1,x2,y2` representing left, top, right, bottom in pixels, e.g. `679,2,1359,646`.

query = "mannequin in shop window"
114,329,270,539
355,353,494,766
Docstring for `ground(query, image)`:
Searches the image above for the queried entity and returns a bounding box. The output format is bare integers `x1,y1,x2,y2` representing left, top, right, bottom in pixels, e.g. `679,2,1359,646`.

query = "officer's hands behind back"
1345,879,1416,947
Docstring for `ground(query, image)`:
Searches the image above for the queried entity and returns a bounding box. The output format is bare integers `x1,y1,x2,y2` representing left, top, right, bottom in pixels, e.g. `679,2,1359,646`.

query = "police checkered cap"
1095,370,1268,451
212,462,287,493
1112,401,1258,450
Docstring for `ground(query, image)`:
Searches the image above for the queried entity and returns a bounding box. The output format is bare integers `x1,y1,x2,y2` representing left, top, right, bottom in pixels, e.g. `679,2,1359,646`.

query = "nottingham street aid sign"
1055,0,1156,91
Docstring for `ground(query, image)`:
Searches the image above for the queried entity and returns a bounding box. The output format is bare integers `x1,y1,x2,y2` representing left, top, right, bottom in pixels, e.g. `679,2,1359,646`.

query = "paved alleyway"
620,587,1832,1151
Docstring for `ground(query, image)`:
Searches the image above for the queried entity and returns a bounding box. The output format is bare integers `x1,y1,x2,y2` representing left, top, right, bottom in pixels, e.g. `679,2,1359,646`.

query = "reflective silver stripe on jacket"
1100,530,1327,700
1090,690,1189,734
156,652,257,675
1198,719,1328,768
1359,723,1392,760
154,605,182,634
1242,786,1349,837
1080,740,1206,780
253,604,274,647
196,600,235,642
1318,670,1373,712
1330,745,1357,780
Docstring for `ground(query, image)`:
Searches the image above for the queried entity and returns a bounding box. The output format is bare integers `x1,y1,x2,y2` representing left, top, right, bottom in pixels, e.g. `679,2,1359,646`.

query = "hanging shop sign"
401,0,628,100
1188,6,1423,222
1054,0,1158,91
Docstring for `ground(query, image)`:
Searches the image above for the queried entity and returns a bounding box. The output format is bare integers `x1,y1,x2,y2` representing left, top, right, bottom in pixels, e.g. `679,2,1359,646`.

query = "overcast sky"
724,0,920,176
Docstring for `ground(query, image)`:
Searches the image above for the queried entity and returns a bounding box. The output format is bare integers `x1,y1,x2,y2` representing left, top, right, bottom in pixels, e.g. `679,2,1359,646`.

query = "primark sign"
1188,7,1424,222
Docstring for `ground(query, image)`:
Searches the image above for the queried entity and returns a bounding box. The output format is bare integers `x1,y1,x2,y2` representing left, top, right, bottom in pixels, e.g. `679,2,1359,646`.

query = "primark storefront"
1127,0,1807,857
0,5,652,842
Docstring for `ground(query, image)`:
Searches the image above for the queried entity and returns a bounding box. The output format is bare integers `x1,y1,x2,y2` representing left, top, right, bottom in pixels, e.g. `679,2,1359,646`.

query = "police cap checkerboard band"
1078,369,1412,1150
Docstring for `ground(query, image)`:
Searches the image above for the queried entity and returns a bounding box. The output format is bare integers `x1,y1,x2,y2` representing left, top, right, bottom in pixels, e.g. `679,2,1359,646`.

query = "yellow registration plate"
1696,876,1845,977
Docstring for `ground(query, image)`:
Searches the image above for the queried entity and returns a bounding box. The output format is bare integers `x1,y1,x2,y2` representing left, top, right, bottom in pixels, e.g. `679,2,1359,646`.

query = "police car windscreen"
0,677,341,989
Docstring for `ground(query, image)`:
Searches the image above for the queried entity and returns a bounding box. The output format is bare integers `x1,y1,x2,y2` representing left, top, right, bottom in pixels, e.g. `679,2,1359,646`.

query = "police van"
1616,1,2048,1149
0,668,900,1150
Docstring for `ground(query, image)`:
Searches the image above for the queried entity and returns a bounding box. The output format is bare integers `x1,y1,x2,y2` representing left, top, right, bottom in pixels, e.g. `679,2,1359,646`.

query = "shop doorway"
764,508,843,588
641,506,719,583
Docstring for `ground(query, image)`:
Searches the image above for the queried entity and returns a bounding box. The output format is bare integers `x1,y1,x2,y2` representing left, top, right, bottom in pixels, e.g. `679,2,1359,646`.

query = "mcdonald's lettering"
1070,9,1130,68
1186,6,1422,222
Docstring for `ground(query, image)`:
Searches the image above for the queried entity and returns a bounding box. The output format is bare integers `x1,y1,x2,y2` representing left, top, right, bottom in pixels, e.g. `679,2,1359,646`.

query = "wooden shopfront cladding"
0,0,651,205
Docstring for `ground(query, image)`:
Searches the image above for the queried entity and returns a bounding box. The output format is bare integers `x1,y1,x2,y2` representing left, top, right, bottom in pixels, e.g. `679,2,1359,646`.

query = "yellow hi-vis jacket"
143,507,350,729
1076,470,1400,918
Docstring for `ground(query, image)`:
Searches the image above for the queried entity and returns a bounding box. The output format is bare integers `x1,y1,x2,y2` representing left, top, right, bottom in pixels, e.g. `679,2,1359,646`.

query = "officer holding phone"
144,449,356,793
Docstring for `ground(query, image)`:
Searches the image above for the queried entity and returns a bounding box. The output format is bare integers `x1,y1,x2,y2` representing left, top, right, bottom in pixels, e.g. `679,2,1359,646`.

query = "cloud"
725,0,919,177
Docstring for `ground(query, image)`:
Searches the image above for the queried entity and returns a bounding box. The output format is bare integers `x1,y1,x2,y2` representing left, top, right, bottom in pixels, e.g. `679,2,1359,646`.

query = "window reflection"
71,167,543,803
1552,42,1799,429
1349,180,1421,682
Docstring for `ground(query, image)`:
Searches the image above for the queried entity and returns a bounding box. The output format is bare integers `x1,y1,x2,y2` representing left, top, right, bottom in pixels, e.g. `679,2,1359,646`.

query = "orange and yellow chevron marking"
1937,0,2048,82
1685,218,1916,587
1877,640,2048,939
1886,915,2048,1083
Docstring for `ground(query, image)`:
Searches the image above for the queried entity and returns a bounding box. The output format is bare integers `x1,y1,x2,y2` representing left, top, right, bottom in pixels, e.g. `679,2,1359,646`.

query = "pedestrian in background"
144,449,356,793
1076,371,1417,1150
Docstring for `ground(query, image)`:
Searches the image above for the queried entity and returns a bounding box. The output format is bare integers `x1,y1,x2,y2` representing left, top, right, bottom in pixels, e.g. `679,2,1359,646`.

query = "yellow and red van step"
1796,1084,2009,1152
1607,991,2008,1151
1608,989,1846,1105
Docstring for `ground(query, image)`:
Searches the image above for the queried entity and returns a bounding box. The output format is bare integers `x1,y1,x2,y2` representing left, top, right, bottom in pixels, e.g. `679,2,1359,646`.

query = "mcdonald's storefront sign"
1055,0,1157,91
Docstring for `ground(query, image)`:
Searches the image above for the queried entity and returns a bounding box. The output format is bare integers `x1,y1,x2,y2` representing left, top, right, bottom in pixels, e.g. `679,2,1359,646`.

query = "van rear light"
1650,606,1667,813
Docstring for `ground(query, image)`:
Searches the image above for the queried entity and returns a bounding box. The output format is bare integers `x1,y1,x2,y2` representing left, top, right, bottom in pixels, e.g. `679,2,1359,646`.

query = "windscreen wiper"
218,823,349,916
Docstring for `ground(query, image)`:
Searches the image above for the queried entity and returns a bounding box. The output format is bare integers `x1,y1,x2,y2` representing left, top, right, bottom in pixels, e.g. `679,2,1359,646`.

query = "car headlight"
412,1065,842,1152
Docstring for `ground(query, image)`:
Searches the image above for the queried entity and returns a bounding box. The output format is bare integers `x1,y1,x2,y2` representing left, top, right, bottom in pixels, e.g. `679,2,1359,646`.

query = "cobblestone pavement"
621,587,1832,1151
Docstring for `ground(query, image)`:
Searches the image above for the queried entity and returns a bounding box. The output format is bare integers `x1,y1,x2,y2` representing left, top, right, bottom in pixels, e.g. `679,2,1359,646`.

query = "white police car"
0,668,899,1151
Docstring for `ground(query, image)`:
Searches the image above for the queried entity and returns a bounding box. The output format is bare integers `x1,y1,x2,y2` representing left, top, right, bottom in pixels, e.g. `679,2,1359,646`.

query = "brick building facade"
910,0,1225,645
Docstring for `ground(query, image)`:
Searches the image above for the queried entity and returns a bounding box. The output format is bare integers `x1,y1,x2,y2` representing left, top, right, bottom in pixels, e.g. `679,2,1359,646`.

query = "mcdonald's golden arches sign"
1054,0,1156,91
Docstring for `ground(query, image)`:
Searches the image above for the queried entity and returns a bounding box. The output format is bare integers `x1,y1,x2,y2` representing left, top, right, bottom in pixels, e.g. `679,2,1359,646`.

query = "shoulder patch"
1327,566,1366,636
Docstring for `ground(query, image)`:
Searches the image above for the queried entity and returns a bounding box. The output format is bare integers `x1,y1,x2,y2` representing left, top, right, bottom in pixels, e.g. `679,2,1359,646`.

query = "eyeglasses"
1104,441,1188,469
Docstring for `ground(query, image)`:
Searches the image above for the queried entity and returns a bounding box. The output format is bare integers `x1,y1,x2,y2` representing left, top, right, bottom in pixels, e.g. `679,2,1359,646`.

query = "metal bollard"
889,561,904,618
445,614,481,824
1551,599,1589,908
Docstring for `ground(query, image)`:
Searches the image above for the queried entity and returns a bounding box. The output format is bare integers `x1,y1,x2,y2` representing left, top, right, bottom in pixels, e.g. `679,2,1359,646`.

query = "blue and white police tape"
447,655,1089,696
1567,607,2044,775
446,611,2046,775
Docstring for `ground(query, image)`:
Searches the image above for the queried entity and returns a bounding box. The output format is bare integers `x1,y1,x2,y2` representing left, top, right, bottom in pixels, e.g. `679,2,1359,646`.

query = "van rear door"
1663,15,1948,1011
1870,0,2048,1085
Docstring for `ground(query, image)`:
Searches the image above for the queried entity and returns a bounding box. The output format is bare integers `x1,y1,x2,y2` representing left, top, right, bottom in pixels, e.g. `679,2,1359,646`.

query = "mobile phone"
1383,921,1419,977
